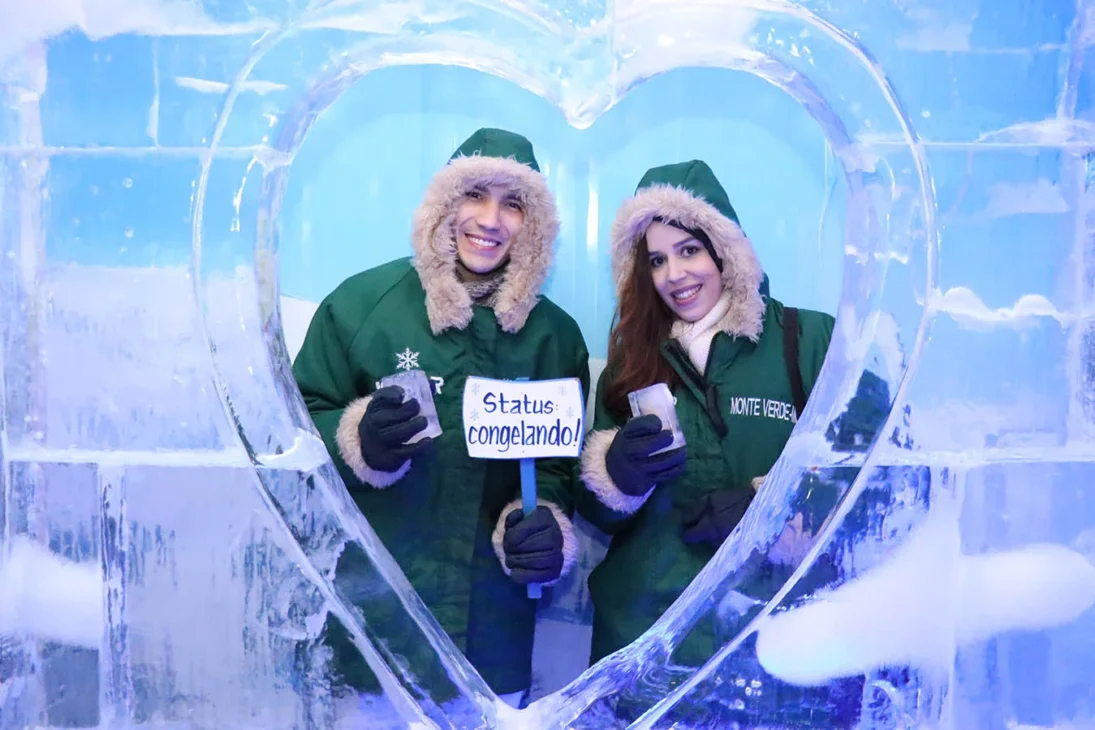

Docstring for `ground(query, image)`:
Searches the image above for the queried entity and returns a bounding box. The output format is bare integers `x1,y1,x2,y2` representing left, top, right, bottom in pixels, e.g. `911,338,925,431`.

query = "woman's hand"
605,414,687,496
681,489,755,547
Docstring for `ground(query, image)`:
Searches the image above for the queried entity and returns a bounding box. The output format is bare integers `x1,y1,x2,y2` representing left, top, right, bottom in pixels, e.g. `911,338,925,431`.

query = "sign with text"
462,376,585,460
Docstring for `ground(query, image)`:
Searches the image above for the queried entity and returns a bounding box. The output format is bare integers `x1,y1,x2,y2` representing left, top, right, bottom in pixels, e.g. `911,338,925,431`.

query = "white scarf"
670,290,733,375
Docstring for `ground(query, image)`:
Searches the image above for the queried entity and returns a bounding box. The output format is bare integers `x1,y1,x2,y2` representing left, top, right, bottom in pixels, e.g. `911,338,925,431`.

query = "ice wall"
2,0,1095,728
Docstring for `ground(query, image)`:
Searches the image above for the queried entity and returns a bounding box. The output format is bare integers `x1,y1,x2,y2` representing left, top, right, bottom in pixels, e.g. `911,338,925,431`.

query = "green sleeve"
292,295,368,488
572,367,644,535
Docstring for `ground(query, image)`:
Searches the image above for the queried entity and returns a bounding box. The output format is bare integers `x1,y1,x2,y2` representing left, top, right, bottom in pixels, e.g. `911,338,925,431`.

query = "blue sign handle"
516,377,542,600
520,458,542,600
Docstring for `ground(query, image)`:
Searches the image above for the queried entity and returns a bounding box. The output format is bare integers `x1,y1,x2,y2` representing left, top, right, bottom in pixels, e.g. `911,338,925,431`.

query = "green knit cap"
449,128,541,172
636,159,740,227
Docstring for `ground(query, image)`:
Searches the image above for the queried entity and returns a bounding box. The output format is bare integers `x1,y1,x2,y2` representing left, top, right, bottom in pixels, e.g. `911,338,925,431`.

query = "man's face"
453,184,525,274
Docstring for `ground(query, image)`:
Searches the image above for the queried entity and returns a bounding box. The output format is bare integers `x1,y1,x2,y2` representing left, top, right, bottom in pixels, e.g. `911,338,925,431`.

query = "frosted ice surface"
755,511,1095,686
0,539,103,649
3,0,1095,728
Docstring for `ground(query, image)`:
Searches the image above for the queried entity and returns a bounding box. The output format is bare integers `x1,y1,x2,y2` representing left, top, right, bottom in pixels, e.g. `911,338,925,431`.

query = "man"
293,128,590,706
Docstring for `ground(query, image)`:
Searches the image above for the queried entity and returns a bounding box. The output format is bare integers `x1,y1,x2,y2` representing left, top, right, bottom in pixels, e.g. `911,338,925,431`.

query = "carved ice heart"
187,0,936,727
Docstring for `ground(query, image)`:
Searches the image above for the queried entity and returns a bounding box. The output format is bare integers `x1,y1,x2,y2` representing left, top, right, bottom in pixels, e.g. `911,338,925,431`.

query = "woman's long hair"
602,235,681,419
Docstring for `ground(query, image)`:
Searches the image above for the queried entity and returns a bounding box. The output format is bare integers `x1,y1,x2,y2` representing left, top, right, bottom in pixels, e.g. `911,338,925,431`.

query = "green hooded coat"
577,160,835,665
293,129,590,695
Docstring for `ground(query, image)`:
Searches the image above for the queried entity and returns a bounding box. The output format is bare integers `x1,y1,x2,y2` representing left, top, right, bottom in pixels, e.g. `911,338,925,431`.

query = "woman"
577,158,837,665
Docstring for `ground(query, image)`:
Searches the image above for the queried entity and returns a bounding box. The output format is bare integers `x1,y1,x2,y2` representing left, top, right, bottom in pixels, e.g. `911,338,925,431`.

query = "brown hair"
602,235,681,419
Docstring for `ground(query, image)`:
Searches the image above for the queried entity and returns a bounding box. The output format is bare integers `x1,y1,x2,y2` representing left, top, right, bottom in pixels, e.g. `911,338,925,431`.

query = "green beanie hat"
635,160,740,227
449,127,541,172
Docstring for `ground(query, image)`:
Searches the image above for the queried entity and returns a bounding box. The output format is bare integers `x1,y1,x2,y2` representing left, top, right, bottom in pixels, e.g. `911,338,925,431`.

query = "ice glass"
628,382,687,454
379,369,443,444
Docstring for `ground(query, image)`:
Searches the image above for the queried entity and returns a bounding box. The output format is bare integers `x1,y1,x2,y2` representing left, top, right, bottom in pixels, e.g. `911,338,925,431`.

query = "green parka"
293,129,590,695
577,161,835,665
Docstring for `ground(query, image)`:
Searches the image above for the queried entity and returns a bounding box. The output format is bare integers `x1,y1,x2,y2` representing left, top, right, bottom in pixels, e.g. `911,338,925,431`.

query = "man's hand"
357,386,434,473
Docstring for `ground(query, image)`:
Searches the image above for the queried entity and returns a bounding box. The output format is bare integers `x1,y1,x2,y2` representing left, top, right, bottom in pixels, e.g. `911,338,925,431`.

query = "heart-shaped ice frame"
181,1,936,726
197,0,932,727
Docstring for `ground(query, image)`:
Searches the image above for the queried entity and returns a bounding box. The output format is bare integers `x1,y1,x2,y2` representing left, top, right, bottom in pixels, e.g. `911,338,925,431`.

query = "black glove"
357,386,434,473
605,414,687,496
826,370,891,452
681,489,755,547
502,506,564,584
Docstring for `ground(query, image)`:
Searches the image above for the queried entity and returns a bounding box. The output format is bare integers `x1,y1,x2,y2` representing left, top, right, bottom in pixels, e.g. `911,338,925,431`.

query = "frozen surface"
2,0,1095,728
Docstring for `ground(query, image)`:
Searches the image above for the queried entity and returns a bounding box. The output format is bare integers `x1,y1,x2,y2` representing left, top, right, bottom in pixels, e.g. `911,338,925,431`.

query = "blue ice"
2,0,1095,728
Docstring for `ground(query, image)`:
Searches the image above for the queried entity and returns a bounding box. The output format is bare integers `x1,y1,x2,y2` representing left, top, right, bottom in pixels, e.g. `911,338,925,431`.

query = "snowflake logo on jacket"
396,348,419,371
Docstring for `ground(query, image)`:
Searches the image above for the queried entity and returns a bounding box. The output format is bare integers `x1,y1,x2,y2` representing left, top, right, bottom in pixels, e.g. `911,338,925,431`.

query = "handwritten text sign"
462,376,585,460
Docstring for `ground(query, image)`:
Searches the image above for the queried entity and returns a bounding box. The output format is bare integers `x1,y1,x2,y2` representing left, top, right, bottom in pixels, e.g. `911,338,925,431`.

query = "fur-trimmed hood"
610,160,766,342
411,128,559,335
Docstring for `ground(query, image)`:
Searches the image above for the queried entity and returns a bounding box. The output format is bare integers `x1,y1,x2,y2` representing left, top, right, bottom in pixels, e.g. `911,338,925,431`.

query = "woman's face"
645,220,723,322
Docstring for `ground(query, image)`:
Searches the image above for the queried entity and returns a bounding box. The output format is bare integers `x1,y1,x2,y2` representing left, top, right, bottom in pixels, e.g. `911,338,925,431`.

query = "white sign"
462,376,585,460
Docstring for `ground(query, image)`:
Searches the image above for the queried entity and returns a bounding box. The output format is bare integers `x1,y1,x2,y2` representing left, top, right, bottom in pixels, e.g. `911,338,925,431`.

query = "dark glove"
605,414,687,496
681,489,755,547
826,370,891,452
502,506,564,584
357,386,433,473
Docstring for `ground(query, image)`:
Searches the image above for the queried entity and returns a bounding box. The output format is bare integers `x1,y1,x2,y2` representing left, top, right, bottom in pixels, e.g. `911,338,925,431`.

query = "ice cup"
379,369,443,444
627,382,686,454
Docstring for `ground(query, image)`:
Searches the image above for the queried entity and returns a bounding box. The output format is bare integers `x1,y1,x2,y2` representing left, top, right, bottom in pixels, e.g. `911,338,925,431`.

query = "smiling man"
292,128,590,707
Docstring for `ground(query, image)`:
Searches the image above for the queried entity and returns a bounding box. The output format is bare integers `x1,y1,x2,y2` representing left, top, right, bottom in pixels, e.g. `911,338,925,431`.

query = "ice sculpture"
3,0,1095,728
